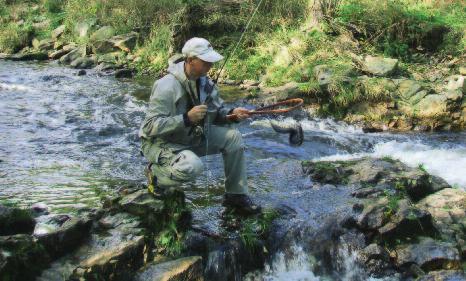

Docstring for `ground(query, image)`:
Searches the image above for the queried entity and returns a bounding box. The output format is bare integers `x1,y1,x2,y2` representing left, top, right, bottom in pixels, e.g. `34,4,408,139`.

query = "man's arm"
140,81,185,139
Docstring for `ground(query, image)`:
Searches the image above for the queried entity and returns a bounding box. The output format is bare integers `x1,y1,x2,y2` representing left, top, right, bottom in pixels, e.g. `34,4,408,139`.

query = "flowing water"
1,61,465,280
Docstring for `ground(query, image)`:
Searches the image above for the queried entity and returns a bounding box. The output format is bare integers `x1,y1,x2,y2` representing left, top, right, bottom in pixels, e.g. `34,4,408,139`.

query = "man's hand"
187,105,207,124
231,107,250,121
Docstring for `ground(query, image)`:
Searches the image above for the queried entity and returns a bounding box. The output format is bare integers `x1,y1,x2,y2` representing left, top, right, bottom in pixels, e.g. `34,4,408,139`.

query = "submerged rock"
135,256,203,281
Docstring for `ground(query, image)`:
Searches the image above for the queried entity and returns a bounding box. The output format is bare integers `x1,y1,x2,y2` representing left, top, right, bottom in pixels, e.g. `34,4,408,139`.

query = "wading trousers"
141,125,247,194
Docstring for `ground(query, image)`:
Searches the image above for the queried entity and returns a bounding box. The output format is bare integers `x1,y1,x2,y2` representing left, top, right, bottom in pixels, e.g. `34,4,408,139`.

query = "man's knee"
172,150,204,180
225,129,244,152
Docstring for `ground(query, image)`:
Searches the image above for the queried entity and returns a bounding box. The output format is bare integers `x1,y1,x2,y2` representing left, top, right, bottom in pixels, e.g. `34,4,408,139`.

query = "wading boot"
222,193,262,215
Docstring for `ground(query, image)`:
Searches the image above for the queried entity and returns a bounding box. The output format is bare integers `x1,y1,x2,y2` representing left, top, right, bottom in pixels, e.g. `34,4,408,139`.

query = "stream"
1,61,465,280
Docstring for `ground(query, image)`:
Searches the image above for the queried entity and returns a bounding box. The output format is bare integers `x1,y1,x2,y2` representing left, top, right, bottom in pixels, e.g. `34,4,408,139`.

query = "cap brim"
197,50,224,63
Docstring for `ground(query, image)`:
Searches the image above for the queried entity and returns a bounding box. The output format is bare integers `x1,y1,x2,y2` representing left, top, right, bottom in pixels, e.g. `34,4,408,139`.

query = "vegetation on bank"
1,0,464,120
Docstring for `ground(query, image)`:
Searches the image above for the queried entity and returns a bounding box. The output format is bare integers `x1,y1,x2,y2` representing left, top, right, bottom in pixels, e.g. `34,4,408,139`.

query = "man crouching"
139,37,261,215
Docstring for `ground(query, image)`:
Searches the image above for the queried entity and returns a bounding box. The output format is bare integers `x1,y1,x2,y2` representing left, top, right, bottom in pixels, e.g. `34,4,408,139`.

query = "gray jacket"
139,59,232,150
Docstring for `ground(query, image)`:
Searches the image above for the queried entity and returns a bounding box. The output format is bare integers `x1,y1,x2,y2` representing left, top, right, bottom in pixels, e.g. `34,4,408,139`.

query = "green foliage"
134,25,172,75
156,220,184,257
335,0,465,58
43,0,63,13
239,209,279,252
0,23,32,53
418,163,427,173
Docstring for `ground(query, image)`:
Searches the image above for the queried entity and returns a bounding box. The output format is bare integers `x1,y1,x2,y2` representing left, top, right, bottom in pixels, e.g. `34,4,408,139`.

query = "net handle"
226,98,304,121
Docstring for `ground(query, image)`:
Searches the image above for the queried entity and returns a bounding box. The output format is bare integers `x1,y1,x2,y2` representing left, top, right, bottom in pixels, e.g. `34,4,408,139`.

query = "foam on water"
317,140,466,190
245,244,321,281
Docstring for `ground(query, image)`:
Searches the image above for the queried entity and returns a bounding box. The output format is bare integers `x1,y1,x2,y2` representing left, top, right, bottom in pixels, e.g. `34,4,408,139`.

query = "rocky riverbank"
0,184,277,281
2,156,464,280
301,157,466,280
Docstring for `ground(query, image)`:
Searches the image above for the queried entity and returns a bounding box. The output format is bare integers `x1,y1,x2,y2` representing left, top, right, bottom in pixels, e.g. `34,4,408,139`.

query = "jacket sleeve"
140,80,185,138
207,82,234,125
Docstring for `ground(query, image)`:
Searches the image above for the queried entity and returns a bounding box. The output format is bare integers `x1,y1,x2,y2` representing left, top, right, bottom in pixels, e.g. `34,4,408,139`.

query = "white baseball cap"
182,37,224,63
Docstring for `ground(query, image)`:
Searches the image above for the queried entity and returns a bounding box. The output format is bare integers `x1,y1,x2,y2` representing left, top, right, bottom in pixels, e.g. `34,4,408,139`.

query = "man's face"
186,57,213,79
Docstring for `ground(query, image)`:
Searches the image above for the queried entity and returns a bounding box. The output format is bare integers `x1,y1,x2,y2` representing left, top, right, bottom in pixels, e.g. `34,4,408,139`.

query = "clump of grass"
0,23,32,53
134,24,173,75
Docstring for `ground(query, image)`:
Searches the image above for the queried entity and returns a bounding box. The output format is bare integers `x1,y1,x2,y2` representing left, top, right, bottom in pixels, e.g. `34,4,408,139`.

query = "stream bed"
1,61,465,280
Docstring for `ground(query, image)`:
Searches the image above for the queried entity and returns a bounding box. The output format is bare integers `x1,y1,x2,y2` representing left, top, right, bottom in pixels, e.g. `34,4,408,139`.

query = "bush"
335,0,465,58
134,25,173,74
44,0,63,13
0,23,32,53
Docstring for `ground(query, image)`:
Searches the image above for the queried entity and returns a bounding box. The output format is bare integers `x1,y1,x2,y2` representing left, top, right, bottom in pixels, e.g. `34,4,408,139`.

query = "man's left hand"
231,107,250,121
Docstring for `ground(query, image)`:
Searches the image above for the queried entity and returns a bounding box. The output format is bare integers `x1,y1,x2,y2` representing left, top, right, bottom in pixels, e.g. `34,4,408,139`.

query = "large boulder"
70,57,95,69
416,95,449,118
377,199,436,240
110,32,138,53
60,48,85,65
397,79,423,100
363,55,398,76
396,238,461,271
90,26,116,42
135,256,203,281
0,204,36,235
92,39,117,54
0,234,49,281
34,214,92,258
68,236,145,281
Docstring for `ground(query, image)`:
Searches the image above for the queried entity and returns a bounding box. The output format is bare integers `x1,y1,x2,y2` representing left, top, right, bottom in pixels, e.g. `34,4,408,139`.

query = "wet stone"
418,270,466,281
396,237,461,271
34,214,92,258
378,199,436,240
135,256,203,281
68,236,144,281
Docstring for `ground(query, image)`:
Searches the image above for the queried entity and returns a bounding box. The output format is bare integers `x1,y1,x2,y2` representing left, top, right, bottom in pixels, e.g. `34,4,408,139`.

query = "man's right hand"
187,105,207,124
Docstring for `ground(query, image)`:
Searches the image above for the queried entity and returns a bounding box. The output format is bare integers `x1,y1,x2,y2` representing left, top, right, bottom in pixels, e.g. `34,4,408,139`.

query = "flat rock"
118,189,164,217
51,25,66,40
49,48,70,60
110,32,138,52
135,256,203,281
418,270,466,281
90,26,116,42
396,238,461,271
69,236,144,281
8,52,49,61
416,95,449,118
364,55,398,76
70,57,95,69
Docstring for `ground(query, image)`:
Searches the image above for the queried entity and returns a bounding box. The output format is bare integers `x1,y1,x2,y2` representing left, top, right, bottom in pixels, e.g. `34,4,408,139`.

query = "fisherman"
139,37,261,215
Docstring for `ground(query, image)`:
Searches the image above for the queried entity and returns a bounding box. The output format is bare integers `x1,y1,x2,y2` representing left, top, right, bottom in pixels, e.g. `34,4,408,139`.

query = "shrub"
43,0,63,13
0,23,32,53
335,0,464,58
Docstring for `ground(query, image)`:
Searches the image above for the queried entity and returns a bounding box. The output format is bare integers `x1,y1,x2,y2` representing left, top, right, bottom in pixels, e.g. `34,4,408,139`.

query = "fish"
270,119,304,146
